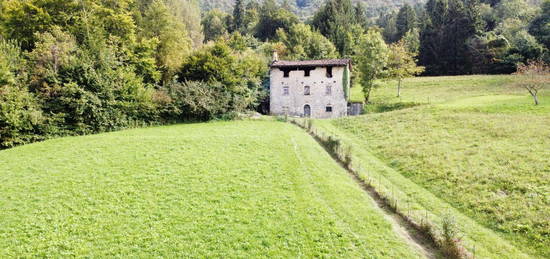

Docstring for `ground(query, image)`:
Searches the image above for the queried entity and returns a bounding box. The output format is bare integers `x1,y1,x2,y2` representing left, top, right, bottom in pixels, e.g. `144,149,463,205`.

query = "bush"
0,85,44,148
162,80,249,121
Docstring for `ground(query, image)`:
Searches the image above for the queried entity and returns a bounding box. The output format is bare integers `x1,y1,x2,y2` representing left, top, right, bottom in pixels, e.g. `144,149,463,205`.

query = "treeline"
0,0,266,148
378,0,550,74
1,0,549,148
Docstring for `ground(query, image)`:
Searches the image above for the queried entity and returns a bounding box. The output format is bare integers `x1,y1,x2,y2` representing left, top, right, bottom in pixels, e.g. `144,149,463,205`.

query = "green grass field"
328,75,549,258
0,121,422,257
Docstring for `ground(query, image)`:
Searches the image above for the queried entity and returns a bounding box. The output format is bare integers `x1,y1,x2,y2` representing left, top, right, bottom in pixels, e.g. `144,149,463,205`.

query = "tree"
141,0,192,82
513,60,549,105
387,41,425,97
356,28,390,103
0,0,79,50
255,0,299,40
401,28,421,54
529,0,550,50
178,39,266,95
354,2,369,29
166,0,204,48
419,0,484,75
377,11,399,43
311,0,357,55
232,0,246,32
202,9,230,42
396,4,417,41
275,24,337,60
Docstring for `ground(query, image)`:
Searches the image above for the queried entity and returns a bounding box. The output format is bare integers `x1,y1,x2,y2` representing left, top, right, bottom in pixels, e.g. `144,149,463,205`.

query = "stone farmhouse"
269,53,354,119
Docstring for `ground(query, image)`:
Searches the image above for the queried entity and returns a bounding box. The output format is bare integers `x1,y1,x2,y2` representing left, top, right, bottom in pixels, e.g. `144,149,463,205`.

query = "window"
304,69,310,77
326,66,333,78
283,86,289,95
304,85,310,95
325,85,332,96
326,106,333,112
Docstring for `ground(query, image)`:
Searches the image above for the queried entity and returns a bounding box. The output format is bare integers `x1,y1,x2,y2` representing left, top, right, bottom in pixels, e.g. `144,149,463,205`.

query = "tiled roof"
270,59,351,68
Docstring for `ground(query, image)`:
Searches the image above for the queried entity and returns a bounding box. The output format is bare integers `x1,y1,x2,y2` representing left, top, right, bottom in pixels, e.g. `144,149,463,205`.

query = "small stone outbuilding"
269,54,352,119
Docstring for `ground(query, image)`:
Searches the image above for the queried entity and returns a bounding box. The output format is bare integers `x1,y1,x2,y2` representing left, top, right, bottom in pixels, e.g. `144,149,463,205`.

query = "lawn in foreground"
332,75,549,258
0,121,420,258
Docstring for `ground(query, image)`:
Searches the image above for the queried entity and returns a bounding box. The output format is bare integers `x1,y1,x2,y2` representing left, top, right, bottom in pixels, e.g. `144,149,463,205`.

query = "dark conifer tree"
396,4,417,41
311,0,356,55
419,0,483,75
232,0,246,32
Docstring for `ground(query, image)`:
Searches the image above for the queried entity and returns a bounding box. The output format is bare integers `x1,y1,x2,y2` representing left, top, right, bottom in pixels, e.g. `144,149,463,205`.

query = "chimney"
272,50,279,62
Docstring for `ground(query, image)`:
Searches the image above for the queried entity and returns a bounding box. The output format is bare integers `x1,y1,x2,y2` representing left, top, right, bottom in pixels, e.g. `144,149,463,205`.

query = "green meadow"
0,121,421,258
326,75,549,258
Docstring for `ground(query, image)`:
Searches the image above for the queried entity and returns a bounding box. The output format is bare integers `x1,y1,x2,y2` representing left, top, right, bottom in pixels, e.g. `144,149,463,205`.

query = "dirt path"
298,123,441,259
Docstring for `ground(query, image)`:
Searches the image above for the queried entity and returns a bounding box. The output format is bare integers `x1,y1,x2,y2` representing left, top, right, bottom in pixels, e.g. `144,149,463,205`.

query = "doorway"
304,104,311,117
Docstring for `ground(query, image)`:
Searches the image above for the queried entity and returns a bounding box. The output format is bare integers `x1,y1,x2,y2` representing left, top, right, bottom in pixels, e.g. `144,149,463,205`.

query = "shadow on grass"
364,102,424,114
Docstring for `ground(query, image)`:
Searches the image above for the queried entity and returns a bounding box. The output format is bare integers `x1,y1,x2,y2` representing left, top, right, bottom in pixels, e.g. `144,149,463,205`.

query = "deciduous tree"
514,60,549,105
356,28,390,103
387,41,424,97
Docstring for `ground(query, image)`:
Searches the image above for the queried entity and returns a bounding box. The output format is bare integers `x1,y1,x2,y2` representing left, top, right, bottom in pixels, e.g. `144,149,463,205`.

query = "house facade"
269,55,352,119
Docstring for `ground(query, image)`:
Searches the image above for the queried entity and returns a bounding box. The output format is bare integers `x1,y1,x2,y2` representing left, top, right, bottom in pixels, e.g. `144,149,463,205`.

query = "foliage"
139,0,193,81
529,0,550,49
387,41,425,97
311,0,365,55
401,28,421,54
202,9,230,42
231,0,245,32
0,85,44,148
356,28,390,103
343,65,350,100
377,11,399,43
419,0,484,75
513,60,550,105
162,80,233,120
178,38,266,92
254,0,299,40
275,23,337,60
396,4,417,41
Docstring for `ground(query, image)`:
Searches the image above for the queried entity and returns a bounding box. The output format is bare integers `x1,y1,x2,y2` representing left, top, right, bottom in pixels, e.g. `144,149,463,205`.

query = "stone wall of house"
269,65,350,119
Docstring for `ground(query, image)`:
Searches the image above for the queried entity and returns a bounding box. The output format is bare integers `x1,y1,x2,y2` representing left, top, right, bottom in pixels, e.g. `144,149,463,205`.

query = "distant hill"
200,0,426,19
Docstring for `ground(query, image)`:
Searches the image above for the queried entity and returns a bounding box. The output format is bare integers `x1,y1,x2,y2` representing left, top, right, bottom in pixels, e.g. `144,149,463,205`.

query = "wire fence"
289,117,476,259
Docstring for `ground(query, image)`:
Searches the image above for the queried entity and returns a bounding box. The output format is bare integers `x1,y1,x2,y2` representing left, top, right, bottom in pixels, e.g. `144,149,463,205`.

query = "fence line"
289,117,473,259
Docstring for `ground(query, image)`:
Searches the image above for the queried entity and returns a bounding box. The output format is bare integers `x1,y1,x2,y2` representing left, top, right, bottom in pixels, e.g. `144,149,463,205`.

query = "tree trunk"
397,79,402,97
364,86,373,104
532,93,539,105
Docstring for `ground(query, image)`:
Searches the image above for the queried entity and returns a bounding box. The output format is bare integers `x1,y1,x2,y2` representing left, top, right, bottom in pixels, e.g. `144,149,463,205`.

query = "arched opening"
304,104,311,117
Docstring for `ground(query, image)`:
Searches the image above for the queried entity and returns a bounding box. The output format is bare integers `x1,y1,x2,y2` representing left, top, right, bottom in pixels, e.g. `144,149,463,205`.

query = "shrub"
163,80,236,121
0,85,44,148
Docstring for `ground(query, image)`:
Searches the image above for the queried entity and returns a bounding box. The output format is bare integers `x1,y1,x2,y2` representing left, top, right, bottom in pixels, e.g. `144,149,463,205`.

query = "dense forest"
200,0,426,19
1,0,549,148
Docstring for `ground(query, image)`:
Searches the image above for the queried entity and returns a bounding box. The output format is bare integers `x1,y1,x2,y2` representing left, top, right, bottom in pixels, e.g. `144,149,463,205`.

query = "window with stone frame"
325,85,332,95
304,85,310,95
283,86,289,95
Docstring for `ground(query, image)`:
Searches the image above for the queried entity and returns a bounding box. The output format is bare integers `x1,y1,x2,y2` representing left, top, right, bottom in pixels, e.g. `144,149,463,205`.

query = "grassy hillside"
330,75,550,258
0,121,421,257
